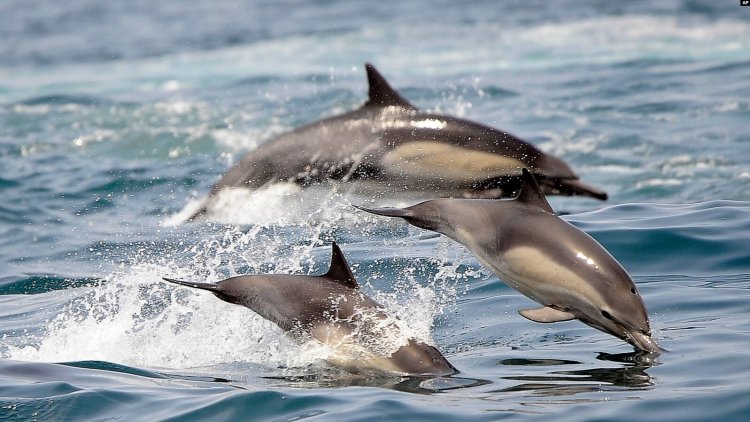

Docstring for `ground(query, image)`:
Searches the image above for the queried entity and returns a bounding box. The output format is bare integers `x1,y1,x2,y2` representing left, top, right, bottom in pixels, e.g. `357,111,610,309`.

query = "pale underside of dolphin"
163,243,457,376
187,63,607,221
356,169,660,354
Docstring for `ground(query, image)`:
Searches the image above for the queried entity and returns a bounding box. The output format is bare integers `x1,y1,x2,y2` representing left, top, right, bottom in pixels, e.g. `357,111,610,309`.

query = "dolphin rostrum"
355,169,659,353
187,63,606,220
163,243,457,376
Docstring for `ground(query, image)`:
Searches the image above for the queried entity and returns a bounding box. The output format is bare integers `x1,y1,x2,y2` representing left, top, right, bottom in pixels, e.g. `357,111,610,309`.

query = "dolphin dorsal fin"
323,242,359,289
516,168,554,214
364,63,417,111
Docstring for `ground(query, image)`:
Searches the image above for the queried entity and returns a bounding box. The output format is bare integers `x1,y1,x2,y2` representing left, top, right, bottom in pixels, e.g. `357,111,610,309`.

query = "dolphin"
163,243,457,376
355,169,660,353
187,63,606,220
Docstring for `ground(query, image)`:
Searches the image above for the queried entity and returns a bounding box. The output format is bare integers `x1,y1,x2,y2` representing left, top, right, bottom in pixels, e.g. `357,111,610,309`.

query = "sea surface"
2,0,750,420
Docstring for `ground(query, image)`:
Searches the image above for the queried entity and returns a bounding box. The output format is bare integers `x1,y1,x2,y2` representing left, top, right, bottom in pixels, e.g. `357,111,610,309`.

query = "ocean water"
2,0,750,420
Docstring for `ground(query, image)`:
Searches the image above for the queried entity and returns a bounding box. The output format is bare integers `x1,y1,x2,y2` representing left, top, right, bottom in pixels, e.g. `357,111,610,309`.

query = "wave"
568,201,750,275
0,275,101,295
12,94,118,107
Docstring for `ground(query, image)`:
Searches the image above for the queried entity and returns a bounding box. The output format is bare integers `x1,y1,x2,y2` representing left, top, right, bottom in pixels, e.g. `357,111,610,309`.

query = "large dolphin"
355,169,660,353
163,243,457,376
187,63,606,220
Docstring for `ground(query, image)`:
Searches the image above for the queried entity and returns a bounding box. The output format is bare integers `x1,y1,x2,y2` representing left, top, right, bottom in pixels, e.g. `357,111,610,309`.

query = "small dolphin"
187,63,606,220
163,243,457,376
355,169,659,353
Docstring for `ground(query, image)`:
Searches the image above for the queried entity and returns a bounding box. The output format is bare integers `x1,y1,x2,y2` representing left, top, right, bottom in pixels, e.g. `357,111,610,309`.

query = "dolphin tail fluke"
353,204,413,218
185,204,209,223
556,178,609,201
162,277,219,292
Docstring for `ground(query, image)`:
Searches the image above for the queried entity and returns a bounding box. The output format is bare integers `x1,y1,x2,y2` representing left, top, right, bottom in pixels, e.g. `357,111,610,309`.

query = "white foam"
635,178,683,188
206,184,306,225
538,130,607,156
211,119,290,154
72,129,116,148
162,197,205,227
11,201,474,372
167,179,449,227
659,155,728,178
593,164,642,175
8,262,298,369
153,100,207,116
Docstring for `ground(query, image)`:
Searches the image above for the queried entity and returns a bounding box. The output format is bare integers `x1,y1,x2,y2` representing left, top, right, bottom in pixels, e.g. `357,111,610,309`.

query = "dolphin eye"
631,288,637,295
601,310,614,321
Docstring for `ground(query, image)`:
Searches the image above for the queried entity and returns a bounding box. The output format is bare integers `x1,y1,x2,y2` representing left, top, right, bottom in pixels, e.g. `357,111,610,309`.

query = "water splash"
8,195,474,372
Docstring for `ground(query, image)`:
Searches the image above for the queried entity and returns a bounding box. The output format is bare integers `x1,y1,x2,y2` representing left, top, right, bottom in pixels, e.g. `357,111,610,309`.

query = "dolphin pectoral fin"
519,307,576,323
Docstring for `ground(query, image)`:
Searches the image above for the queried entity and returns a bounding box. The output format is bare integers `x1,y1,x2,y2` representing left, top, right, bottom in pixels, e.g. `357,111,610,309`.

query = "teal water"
2,0,750,420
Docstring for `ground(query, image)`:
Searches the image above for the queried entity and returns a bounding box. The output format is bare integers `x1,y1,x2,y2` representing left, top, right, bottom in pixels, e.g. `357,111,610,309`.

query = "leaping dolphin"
163,243,457,376
355,169,659,353
187,63,606,221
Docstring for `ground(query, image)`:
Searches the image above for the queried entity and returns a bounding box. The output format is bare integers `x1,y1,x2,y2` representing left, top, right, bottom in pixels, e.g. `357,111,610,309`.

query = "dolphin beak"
555,178,609,201
353,204,412,219
625,330,662,354
586,316,663,354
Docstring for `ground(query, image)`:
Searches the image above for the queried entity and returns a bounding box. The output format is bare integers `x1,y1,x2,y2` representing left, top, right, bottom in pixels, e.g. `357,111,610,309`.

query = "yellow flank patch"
501,246,604,306
381,141,526,183
311,323,404,374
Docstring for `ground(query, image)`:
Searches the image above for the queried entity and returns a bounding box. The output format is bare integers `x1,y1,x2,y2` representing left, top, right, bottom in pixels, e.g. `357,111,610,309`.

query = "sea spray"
9,193,482,372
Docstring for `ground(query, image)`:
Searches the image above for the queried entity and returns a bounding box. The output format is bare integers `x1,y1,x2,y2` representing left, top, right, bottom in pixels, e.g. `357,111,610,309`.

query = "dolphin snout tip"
628,331,662,355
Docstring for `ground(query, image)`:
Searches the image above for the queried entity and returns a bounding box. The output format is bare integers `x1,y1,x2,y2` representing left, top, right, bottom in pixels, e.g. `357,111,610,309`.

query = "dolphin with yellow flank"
356,169,659,353
187,64,606,221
